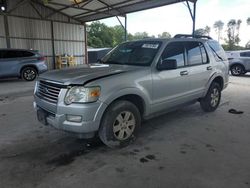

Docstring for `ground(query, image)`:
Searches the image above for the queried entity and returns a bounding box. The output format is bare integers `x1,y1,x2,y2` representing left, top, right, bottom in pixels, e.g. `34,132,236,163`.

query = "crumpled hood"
39,64,140,85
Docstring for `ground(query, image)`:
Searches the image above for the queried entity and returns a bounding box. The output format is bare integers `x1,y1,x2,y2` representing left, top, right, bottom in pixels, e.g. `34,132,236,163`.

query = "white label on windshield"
142,44,159,49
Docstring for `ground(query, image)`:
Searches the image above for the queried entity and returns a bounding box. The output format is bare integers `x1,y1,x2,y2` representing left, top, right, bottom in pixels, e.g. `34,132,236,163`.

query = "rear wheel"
200,82,221,112
21,67,37,81
230,64,244,76
98,100,141,148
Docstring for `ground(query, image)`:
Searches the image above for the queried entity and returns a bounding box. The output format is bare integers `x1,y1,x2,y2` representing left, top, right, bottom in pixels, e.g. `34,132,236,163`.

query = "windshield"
102,41,162,66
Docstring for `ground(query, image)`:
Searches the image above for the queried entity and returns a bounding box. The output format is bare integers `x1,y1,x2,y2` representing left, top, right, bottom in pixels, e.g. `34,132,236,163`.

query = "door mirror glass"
157,59,177,70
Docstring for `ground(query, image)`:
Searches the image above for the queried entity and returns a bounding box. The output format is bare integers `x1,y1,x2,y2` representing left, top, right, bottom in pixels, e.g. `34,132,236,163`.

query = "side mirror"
157,59,177,70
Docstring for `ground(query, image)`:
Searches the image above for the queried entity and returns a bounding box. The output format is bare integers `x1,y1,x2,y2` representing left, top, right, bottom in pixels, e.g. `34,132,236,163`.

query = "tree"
194,28,207,36
247,17,250,25
87,21,114,48
246,18,250,48
213,20,224,42
194,26,210,36
204,26,211,36
111,25,125,46
225,19,242,50
132,32,150,40
158,32,171,39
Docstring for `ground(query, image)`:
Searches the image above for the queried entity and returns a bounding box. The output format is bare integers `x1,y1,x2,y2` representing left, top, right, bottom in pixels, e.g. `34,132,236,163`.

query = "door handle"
207,66,213,70
180,71,188,76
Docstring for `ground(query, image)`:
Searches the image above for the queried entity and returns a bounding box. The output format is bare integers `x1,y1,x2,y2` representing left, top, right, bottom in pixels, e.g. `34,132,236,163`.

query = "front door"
151,42,191,113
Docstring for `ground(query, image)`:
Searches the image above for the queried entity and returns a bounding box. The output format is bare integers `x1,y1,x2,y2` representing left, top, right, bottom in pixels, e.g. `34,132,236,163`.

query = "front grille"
36,80,62,104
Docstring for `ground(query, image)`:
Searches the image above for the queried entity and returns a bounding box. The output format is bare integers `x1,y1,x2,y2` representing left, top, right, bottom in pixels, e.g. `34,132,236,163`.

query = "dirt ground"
0,75,250,188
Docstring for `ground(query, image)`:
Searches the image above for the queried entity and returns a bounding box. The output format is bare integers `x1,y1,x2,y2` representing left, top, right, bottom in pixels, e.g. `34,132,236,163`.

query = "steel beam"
31,0,82,23
186,0,197,36
50,21,56,69
48,1,119,18
29,1,43,18
7,0,29,13
115,15,127,42
3,15,10,48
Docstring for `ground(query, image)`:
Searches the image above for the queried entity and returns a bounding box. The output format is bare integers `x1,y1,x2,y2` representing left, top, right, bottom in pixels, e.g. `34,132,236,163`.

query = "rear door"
183,41,212,99
0,50,23,77
240,51,250,70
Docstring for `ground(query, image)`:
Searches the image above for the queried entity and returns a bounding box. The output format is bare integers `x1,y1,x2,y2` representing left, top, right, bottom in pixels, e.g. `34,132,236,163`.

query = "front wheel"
21,67,37,81
200,82,221,112
98,100,141,148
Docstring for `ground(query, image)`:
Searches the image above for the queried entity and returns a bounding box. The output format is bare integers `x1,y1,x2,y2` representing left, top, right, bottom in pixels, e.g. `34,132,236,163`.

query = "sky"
95,0,250,46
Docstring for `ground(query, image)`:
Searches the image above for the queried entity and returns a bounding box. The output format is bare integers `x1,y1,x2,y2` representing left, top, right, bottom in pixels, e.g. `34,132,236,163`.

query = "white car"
226,50,250,76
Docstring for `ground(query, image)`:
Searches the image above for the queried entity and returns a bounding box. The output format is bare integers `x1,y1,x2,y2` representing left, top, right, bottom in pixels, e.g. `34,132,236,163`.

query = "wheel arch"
20,65,38,76
203,74,224,97
230,62,246,71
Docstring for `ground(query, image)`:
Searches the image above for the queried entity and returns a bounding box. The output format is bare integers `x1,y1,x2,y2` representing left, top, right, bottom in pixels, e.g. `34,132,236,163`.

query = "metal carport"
0,0,197,67
40,0,197,39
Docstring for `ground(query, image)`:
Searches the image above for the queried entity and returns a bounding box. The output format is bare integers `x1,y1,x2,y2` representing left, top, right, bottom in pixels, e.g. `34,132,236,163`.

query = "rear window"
0,50,34,59
240,52,250,57
207,41,227,61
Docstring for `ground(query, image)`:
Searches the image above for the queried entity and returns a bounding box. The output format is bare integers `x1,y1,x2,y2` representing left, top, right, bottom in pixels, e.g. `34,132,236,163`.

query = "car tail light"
38,56,45,61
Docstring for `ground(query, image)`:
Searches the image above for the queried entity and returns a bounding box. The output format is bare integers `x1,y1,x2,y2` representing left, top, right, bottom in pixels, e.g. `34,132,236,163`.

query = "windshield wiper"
104,61,124,65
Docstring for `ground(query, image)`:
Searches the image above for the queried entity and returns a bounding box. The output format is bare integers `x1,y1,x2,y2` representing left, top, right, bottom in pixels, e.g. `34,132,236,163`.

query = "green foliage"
87,22,168,48
213,20,224,42
224,19,242,50
133,32,150,40
247,17,250,25
87,21,114,48
246,41,250,49
158,32,171,39
194,28,207,36
194,26,210,36
222,44,245,51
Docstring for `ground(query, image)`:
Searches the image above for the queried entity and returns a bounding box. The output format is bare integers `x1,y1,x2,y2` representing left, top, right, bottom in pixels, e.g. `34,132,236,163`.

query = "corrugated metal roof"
39,0,197,23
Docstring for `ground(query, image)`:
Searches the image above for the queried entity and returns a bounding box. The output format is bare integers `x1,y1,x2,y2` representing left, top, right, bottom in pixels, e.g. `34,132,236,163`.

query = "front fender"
100,87,151,116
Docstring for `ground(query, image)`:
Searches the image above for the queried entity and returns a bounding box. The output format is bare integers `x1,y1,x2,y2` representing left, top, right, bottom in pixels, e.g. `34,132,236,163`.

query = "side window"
207,41,227,61
0,51,3,59
200,44,209,63
186,42,204,66
22,51,34,57
2,50,23,58
160,42,185,68
240,52,250,57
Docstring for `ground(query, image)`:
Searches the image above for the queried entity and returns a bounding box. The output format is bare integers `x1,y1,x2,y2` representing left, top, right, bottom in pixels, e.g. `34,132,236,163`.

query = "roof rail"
174,34,212,40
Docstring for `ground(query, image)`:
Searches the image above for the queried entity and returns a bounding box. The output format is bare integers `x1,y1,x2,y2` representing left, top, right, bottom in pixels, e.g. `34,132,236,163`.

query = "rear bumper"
37,62,48,74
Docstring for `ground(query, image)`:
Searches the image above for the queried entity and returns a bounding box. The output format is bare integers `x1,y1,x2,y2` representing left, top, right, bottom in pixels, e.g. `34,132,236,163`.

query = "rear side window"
22,51,34,57
240,52,250,57
185,42,208,66
0,50,34,59
161,42,185,67
207,41,227,61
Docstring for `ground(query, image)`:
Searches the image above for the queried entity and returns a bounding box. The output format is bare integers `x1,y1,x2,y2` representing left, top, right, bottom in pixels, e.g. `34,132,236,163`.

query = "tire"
230,64,244,76
98,100,141,148
200,82,221,112
21,67,37,81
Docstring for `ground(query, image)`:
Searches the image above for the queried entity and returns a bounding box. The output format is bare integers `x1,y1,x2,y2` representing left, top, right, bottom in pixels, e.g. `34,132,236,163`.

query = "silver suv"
34,35,229,147
226,50,250,76
0,49,47,81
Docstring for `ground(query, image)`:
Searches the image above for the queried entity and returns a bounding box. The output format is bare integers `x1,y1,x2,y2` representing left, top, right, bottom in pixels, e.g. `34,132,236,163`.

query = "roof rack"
174,34,212,40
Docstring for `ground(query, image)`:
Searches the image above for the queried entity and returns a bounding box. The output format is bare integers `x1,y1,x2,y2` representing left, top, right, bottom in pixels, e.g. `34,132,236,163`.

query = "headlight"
64,86,101,105
34,81,38,94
